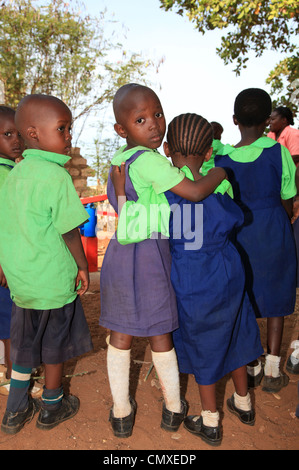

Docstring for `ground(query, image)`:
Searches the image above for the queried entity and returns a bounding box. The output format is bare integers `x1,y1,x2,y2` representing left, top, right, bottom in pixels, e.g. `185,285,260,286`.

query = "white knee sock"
290,340,299,365
264,354,281,378
247,359,262,377
201,410,220,427
234,392,252,411
107,344,131,418
151,348,181,413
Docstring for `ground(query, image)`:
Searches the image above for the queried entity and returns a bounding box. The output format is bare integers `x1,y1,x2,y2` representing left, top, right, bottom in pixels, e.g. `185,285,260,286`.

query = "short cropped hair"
166,113,213,156
0,105,15,118
234,88,272,126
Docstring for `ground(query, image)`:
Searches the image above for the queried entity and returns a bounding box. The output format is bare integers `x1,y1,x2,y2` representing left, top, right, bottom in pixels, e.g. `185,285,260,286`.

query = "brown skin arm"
0,265,8,288
291,165,299,224
62,227,89,295
111,163,227,204
169,167,226,201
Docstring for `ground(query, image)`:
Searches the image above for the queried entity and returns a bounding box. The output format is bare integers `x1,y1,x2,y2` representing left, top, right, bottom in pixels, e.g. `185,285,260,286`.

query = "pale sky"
80,0,297,152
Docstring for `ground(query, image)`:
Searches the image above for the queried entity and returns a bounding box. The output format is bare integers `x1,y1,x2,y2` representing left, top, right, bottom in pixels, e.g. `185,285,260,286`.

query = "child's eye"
136,118,145,124
57,126,64,132
155,112,164,118
4,132,12,137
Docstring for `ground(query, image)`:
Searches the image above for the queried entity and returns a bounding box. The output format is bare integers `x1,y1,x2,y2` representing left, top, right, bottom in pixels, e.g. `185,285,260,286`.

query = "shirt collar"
0,157,16,168
23,149,70,166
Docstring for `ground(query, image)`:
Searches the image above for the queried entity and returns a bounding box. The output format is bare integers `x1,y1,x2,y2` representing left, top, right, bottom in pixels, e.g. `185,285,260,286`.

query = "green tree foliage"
0,0,157,139
160,0,299,114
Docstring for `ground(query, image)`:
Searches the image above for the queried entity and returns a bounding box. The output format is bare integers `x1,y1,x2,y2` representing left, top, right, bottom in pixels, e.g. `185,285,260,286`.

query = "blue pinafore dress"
165,185,263,385
99,151,178,336
215,143,296,318
0,162,14,340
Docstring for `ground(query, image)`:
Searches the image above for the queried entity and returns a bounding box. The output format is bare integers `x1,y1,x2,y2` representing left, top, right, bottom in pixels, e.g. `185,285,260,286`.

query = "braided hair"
166,113,213,157
273,106,294,126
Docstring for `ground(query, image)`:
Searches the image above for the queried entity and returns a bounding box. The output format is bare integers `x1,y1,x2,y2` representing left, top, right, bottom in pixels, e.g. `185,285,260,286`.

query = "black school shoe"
226,394,255,425
161,398,188,432
183,415,222,447
1,397,40,435
261,372,289,393
36,395,80,430
109,397,137,438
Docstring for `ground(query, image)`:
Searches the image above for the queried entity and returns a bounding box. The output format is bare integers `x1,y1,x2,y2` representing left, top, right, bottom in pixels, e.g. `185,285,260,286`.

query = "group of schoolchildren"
0,85,298,447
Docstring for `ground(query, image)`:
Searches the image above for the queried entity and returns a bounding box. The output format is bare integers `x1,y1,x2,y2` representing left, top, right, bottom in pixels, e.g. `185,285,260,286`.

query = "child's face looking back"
20,100,73,156
115,89,166,150
0,114,24,162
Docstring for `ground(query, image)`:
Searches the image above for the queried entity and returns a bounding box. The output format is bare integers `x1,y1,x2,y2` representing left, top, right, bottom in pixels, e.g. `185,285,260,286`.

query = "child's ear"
233,115,238,126
27,126,38,141
163,141,171,158
114,123,127,139
204,147,213,162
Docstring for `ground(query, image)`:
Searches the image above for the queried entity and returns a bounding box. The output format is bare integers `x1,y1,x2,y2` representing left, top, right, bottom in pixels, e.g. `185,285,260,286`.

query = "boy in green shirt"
0,94,93,434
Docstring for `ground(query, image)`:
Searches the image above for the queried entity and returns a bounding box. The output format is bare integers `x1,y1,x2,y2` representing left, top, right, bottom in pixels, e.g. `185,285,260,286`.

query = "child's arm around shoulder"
170,167,227,202
62,228,89,295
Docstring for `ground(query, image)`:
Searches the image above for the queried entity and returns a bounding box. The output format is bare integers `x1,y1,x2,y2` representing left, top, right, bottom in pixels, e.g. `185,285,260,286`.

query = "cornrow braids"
167,113,213,157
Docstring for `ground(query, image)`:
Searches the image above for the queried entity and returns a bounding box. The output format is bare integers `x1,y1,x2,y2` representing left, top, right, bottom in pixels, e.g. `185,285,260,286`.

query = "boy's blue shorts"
10,296,93,368
0,286,12,340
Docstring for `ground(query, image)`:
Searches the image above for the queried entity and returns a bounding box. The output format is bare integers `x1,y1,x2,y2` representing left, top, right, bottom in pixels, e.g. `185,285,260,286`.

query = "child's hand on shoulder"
111,162,126,197
208,166,228,181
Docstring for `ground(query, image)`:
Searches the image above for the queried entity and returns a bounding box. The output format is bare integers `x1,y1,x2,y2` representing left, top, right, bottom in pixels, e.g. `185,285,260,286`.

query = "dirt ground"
0,236,298,452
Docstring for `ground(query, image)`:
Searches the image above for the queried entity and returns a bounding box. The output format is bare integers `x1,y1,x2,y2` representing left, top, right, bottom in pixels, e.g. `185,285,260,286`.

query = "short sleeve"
131,151,185,194
281,146,297,200
284,128,299,156
48,170,88,234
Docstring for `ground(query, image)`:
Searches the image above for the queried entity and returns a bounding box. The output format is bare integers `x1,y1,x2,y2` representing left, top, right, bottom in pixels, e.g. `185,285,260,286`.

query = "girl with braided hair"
112,113,263,447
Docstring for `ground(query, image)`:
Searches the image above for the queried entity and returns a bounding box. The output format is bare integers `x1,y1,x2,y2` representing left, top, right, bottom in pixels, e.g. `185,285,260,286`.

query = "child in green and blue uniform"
0,95,93,434
0,106,24,389
214,88,297,393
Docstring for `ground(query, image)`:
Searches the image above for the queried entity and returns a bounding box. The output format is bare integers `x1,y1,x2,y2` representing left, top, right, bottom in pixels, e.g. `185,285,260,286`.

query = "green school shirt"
117,164,233,244
0,157,15,190
112,145,185,243
0,149,88,309
220,136,296,200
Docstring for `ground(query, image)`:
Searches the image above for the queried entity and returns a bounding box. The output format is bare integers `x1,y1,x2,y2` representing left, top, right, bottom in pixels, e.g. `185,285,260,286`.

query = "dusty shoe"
161,398,188,432
1,397,40,435
36,395,80,430
262,372,289,393
109,397,137,438
227,395,255,425
184,415,222,447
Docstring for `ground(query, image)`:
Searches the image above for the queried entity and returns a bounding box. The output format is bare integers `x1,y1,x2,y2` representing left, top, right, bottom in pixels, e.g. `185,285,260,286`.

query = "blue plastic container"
80,203,97,237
